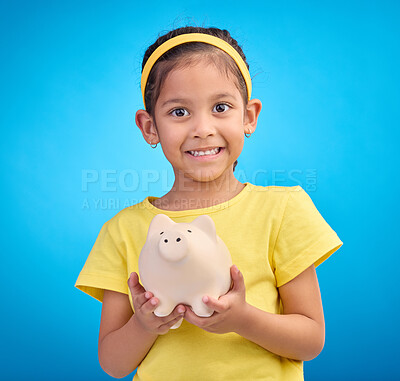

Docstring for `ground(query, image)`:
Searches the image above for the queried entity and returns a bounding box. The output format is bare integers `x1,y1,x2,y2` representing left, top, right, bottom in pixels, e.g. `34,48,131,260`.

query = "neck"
153,169,245,211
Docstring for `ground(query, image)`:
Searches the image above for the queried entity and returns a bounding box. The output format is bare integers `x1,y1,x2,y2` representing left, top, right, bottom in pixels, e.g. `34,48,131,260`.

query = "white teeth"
189,147,220,157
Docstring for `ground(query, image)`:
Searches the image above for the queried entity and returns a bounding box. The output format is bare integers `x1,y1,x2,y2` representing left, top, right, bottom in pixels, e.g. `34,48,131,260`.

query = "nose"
158,232,188,262
191,113,216,139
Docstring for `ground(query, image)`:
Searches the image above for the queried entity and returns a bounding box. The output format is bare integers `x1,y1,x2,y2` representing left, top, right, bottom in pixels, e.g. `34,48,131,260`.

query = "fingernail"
178,306,185,314
202,296,209,303
150,298,157,306
145,292,151,299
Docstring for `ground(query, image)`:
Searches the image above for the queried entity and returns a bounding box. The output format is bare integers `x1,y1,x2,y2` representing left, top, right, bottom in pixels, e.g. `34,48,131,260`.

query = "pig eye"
160,231,164,235
187,230,192,233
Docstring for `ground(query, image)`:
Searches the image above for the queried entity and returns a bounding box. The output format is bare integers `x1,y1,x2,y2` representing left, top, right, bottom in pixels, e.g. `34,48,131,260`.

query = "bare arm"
236,264,325,360
98,273,185,378
184,265,325,361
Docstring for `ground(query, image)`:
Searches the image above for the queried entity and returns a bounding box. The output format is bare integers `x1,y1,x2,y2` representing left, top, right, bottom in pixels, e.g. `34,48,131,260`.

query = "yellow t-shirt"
75,183,343,380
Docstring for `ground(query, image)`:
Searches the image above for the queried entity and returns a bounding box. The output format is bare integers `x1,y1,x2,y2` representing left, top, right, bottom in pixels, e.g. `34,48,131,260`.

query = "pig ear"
148,214,175,237
190,215,217,240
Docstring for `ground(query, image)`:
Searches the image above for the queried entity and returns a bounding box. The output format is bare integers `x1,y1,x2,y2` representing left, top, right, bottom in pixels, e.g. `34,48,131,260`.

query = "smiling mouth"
186,147,222,157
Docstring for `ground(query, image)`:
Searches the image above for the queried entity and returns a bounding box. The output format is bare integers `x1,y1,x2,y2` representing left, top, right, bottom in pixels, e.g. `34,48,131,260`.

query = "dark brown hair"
142,26,250,171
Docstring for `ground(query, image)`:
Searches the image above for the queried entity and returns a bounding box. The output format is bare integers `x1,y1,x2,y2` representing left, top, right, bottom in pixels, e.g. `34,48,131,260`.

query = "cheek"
158,133,183,161
155,122,176,146
236,135,245,153
231,122,245,146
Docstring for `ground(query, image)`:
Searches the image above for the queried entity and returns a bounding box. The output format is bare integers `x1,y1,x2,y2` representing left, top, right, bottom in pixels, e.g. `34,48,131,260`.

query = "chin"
184,168,231,183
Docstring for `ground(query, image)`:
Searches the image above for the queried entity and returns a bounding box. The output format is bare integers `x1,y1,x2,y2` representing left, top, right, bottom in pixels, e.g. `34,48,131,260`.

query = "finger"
134,290,154,310
128,273,153,309
154,303,185,325
173,304,186,316
202,295,226,314
128,272,146,296
230,265,245,292
158,304,186,325
183,307,203,326
158,315,184,334
183,306,216,328
140,297,160,315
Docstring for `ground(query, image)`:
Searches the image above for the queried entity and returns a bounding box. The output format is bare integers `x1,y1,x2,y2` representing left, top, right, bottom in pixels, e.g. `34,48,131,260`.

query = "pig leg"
190,297,214,317
153,295,176,317
153,295,183,330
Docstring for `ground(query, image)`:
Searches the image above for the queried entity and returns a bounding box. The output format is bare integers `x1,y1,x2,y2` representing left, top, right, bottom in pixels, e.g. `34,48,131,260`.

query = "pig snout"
158,232,188,262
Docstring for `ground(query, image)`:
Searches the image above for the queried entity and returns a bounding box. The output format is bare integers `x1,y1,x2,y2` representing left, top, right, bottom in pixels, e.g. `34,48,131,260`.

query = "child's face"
152,59,249,183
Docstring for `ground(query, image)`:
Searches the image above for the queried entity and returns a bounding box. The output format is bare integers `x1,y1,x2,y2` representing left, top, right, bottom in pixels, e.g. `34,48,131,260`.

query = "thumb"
231,265,245,293
128,272,146,296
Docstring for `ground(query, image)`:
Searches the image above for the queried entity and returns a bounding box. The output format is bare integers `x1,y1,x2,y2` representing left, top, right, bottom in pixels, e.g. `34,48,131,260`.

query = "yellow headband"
140,33,252,108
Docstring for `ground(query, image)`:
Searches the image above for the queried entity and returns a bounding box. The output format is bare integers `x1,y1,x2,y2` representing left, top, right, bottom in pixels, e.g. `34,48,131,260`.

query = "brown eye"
171,108,189,117
213,103,230,113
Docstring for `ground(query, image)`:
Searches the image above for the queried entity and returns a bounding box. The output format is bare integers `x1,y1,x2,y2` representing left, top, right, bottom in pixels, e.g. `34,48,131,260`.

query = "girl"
76,26,343,380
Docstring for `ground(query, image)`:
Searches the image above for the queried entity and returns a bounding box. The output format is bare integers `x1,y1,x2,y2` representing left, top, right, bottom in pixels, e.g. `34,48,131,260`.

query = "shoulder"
244,182,303,207
228,183,306,226
247,183,302,194
100,197,155,235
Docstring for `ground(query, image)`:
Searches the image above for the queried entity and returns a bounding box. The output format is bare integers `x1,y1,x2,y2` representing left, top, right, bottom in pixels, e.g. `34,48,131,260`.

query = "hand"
128,272,186,335
183,265,249,334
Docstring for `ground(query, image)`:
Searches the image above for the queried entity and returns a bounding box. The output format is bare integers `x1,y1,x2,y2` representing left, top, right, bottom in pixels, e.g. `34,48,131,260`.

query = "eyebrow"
161,93,237,108
211,93,236,100
161,98,188,108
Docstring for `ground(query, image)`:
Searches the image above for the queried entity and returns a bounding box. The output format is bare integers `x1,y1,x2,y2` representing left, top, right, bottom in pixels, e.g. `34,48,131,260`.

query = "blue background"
1,0,398,380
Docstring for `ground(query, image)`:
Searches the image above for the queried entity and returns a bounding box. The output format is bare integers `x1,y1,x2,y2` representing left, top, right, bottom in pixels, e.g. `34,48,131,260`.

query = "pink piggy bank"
138,214,232,328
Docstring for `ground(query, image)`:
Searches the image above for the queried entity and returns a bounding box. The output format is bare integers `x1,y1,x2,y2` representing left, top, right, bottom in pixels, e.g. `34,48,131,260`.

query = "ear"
135,109,159,145
190,215,217,241
148,214,175,237
244,99,262,136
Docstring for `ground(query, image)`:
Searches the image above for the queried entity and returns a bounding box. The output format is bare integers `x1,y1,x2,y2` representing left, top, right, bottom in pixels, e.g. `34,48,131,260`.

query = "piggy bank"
138,214,232,329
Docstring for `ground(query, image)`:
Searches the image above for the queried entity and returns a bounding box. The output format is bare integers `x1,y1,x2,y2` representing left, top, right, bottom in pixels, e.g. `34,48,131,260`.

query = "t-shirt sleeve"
75,218,129,302
273,186,343,287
